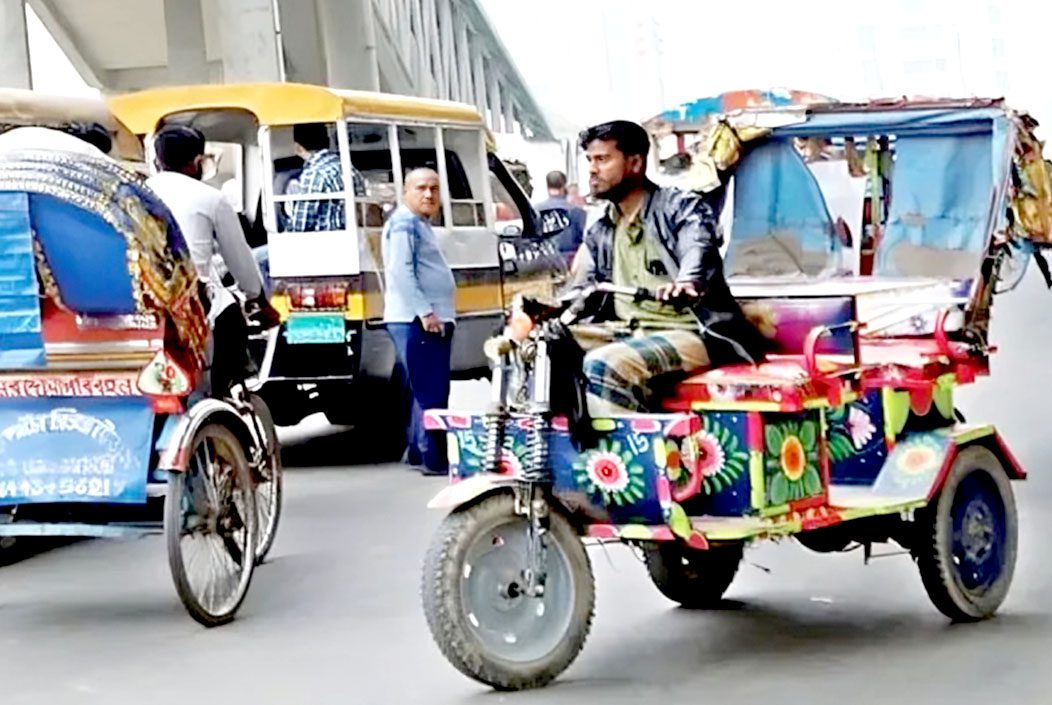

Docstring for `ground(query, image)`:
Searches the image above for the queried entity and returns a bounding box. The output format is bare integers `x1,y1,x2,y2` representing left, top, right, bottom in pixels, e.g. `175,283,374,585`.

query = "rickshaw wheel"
644,541,744,609
421,493,595,691
914,446,1017,622
165,423,257,628
249,393,283,564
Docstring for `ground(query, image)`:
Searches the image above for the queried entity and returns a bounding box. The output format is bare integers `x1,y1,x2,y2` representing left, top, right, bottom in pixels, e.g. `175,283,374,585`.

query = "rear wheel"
914,445,1017,621
644,541,744,609
249,394,283,564
421,494,595,691
165,424,257,627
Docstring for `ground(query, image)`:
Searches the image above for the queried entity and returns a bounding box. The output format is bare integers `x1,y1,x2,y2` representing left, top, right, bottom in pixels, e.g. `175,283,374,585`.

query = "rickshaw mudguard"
156,398,253,472
872,425,1025,505
426,473,519,510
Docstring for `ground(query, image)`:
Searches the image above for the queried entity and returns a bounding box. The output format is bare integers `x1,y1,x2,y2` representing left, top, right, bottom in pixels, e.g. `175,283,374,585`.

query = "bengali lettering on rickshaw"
0,399,153,505
0,373,139,398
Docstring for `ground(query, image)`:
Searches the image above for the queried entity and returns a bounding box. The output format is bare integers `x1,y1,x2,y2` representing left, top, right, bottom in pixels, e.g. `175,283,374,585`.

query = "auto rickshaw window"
346,122,397,228
396,125,446,227
442,128,487,227
269,123,350,233
490,171,523,232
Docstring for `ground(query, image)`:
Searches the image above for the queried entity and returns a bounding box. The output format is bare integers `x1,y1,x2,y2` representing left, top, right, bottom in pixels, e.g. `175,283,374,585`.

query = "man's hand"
247,295,281,330
655,282,700,302
421,312,444,334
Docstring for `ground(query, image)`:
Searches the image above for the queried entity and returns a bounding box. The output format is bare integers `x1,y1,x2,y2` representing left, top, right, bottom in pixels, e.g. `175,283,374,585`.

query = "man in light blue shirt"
382,168,456,474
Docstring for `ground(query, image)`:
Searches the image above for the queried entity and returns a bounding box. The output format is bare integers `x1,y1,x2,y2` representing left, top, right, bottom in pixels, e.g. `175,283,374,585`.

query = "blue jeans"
386,320,454,473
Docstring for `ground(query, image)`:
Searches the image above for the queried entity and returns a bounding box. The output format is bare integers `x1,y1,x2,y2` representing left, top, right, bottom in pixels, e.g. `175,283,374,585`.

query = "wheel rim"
950,471,1007,594
178,432,255,617
459,517,575,663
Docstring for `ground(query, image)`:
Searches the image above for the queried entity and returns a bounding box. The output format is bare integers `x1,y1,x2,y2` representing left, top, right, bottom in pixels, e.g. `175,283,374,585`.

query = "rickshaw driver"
147,125,280,395
568,120,765,416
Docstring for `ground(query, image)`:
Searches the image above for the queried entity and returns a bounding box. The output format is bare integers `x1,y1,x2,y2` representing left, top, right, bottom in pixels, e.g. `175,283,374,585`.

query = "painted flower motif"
847,407,876,450
585,451,630,492
889,435,946,489
670,415,748,499
765,418,822,506
780,436,806,481
695,430,727,478
572,438,647,506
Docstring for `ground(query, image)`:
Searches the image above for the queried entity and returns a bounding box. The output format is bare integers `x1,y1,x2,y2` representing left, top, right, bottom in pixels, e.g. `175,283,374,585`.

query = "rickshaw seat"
30,193,137,315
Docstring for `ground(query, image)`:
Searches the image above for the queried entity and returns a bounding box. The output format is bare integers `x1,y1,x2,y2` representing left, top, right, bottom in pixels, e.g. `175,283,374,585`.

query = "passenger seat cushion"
740,296,855,356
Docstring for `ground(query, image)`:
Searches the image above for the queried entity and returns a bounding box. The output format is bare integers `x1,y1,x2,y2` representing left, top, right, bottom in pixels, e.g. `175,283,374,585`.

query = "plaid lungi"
581,329,709,415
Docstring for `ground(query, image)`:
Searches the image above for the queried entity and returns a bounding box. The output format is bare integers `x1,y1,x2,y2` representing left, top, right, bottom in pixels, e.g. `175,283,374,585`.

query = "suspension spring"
481,410,508,474
524,412,551,483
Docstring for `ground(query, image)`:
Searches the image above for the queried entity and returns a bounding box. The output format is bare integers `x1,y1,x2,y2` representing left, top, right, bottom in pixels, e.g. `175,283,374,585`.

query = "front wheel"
421,493,595,691
914,445,1017,621
165,423,257,627
644,541,743,609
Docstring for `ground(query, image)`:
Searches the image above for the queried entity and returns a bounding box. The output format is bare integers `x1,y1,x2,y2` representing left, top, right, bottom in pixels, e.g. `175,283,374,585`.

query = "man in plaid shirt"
288,123,366,231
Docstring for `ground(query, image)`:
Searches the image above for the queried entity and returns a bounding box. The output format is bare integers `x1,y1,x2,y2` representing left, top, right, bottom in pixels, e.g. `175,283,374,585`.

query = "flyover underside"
12,0,551,139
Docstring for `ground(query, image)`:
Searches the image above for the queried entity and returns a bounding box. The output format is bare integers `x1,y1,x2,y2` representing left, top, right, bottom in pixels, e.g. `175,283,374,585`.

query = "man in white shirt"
146,124,278,395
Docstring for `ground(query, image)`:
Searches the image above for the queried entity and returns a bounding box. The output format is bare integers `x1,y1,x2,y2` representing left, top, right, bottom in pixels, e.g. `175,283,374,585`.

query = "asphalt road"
2,268,1052,704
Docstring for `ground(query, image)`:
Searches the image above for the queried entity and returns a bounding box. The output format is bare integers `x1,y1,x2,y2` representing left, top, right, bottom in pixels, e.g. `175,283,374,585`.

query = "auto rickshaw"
0,89,282,626
420,97,1046,689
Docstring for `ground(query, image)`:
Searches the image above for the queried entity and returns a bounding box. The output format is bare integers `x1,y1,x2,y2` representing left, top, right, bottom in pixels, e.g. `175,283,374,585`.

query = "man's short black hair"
66,122,112,155
154,124,206,172
578,120,650,158
293,122,331,152
546,170,567,190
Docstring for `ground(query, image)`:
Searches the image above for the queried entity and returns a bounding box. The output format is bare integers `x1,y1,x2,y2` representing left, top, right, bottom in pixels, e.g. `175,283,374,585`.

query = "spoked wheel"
248,393,283,564
644,540,744,609
994,240,1031,294
421,493,595,691
914,446,1017,622
165,423,257,627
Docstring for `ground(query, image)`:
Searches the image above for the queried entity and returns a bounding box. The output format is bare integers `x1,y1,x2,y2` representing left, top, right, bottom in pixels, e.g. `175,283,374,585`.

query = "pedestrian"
536,170,587,266
381,168,456,475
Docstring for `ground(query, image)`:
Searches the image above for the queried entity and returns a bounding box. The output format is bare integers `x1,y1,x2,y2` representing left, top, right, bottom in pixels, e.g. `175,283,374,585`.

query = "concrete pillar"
274,0,326,84
216,0,282,82
317,0,380,91
0,0,31,89
164,0,208,84
471,36,485,116
486,65,501,133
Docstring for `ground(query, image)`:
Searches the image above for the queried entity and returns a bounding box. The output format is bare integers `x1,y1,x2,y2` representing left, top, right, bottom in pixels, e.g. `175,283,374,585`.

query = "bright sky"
24,0,1052,137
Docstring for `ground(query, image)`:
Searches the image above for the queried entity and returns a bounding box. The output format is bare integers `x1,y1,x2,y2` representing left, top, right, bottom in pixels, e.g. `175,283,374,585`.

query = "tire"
914,445,1017,622
644,541,744,609
165,423,257,627
421,493,595,691
249,394,283,564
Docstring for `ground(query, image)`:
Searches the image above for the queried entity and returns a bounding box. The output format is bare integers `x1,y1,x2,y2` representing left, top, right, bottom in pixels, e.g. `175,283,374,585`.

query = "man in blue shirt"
382,168,456,475
288,122,366,232
536,170,586,265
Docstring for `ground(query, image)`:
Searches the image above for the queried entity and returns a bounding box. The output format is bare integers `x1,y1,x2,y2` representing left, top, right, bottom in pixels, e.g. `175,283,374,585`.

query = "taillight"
137,350,192,397
286,281,348,310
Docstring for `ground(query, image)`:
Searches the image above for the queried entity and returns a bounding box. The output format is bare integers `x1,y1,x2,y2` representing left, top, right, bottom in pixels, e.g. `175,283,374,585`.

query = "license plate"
285,314,345,344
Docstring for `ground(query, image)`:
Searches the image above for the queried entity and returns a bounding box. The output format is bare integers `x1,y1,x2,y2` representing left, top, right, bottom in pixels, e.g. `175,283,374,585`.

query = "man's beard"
595,177,638,204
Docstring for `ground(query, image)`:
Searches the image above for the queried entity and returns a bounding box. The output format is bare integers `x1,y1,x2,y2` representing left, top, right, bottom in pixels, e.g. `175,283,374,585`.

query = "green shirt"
610,204,696,327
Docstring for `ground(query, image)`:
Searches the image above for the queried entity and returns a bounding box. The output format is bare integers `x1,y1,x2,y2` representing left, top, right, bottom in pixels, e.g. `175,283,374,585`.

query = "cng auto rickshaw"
420,98,1047,689
0,89,282,626
109,84,565,459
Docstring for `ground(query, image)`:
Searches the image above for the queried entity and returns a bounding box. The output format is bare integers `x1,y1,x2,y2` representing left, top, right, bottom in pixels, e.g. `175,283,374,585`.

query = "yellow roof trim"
107,82,486,134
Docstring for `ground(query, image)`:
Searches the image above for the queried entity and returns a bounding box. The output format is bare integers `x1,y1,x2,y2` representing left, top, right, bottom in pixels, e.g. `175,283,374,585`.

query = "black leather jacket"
569,182,768,365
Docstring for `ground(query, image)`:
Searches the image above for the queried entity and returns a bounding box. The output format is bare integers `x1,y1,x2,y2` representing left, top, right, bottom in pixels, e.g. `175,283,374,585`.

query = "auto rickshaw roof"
108,82,490,136
0,88,143,161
